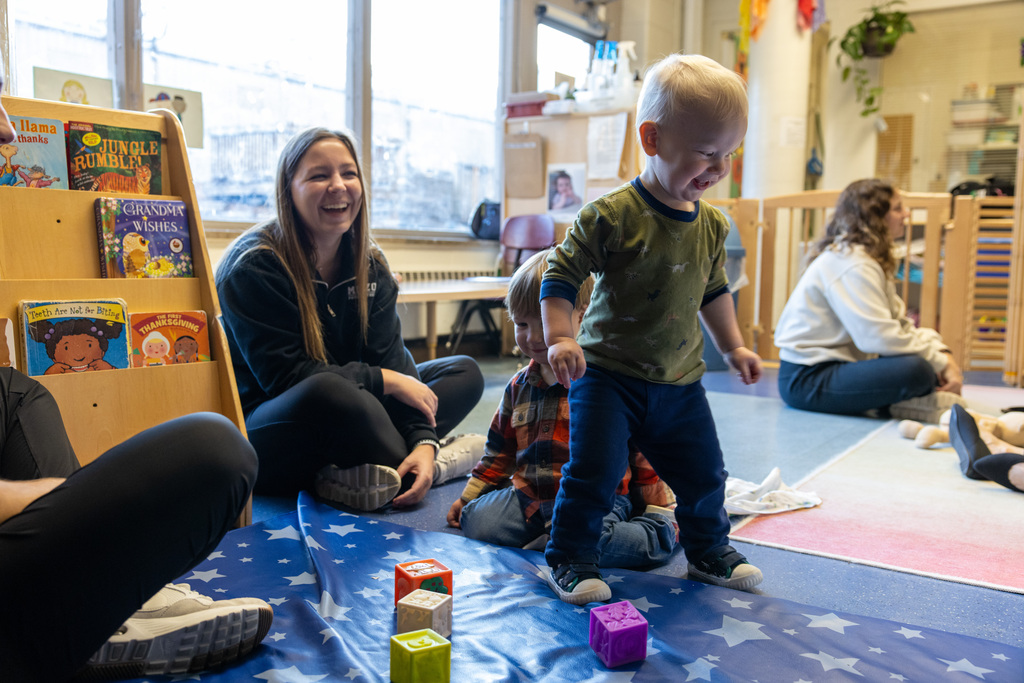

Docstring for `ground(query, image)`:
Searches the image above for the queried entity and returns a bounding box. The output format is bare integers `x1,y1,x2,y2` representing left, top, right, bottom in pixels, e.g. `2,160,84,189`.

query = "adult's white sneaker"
80,583,273,679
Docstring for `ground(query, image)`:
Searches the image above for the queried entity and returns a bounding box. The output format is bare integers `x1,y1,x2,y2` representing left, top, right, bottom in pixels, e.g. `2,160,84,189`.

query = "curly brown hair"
808,179,898,277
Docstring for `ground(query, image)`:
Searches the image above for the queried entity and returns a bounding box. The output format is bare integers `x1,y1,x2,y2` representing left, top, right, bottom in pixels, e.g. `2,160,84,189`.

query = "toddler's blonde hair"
636,53,747,138
506,249,592,321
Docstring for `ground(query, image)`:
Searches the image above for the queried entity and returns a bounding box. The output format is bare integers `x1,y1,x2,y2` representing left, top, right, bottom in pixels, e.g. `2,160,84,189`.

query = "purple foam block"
589,600,648,667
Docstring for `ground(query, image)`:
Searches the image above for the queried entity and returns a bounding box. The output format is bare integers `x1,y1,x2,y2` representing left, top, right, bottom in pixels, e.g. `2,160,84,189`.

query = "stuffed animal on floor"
898,408,1024,453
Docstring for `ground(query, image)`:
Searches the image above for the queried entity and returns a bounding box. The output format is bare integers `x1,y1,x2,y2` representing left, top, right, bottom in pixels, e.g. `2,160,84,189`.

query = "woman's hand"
382,369,438,427
938,354,964,395
447,498,466,528
392,443,436,507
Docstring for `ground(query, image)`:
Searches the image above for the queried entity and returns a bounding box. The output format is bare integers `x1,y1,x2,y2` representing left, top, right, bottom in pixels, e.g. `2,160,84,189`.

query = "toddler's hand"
724,346,762,385
547,339,586,387
447,499,465,528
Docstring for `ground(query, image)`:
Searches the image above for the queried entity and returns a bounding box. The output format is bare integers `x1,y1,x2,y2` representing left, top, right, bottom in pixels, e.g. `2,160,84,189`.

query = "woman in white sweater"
774,179,963,418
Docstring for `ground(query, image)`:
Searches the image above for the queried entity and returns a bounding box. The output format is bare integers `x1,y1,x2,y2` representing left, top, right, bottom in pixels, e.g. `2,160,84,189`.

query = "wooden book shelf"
0,96,250,525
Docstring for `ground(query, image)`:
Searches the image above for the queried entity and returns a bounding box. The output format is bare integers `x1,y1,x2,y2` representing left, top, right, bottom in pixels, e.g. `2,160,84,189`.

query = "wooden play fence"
713,191,1022,387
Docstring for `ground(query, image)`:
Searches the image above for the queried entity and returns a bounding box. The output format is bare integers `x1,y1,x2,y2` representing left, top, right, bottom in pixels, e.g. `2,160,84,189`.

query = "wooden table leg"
425,301,438,360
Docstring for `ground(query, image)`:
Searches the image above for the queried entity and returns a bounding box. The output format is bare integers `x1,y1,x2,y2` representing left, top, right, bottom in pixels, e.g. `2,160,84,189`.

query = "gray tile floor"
254,357,1024,650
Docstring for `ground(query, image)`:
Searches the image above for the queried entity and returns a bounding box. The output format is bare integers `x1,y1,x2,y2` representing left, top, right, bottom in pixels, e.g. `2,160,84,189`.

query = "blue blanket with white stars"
128,491,1023,682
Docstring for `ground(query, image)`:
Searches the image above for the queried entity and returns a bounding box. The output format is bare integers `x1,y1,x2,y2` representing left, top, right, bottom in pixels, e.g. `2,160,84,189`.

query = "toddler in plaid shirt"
446,250,677,567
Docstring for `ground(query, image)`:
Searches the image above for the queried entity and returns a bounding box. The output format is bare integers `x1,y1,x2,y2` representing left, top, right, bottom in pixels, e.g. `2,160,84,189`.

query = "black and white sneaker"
687,545,763,591
546,563,612,605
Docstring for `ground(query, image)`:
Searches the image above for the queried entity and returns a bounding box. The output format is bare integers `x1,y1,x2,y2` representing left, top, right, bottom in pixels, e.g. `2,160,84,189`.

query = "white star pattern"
683,657,718,681
627,596,662,613
582,669,636,682
937,658,995,678
187,568,224,583
803,612,859,634
324,524,362,538
517,591,556,609
704,615,772,647
284,572,317,586
801,650,864,676
164,491,1023,682
723,597,752,609
265,526,302,541
522,625,561,647
895,626,924,639
306,591,352,621
383,550,415,563
254,666,329,682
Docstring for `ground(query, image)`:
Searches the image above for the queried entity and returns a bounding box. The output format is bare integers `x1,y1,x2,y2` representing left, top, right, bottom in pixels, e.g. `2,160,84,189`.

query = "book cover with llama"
19,299,130,376
1,116,69,189
65,120,162,194
94,197,193,278
129,310,210,367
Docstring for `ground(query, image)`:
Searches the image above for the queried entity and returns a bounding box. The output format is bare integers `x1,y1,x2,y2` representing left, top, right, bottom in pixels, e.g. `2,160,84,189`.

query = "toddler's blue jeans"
545,364,729,568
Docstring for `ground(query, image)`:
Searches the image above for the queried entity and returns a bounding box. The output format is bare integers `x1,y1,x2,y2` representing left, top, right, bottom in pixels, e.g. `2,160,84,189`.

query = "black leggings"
245,355,484,496
0,369,257,682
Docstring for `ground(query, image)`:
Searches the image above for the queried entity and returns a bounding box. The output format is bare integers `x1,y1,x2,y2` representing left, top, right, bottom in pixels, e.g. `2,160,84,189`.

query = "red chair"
446,214,557,355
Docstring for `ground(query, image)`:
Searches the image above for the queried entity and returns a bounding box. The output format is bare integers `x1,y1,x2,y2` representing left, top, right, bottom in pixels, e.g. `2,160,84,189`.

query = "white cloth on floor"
724,467,821,515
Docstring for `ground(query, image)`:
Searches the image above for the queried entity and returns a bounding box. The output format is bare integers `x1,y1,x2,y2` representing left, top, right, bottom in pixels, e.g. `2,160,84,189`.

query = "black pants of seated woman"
0,369,257,682
244,355,484,496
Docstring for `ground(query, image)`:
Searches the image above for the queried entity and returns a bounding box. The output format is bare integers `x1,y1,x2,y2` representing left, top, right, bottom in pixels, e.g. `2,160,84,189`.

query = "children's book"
1,116,69,189
19,299,130,376
0,318,16,369
65,121,162,194
129,310,210,367
94,197,193,278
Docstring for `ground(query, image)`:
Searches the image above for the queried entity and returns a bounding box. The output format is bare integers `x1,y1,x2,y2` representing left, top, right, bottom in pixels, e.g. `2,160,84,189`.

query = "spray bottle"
615,41,638,105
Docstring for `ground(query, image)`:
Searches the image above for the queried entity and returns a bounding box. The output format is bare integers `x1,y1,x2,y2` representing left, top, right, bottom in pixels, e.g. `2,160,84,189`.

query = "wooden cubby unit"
0,96,250,524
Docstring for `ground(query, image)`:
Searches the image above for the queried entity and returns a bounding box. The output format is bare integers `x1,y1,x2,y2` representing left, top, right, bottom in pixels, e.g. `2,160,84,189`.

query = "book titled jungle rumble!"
94,197,193,278
66,121,162,194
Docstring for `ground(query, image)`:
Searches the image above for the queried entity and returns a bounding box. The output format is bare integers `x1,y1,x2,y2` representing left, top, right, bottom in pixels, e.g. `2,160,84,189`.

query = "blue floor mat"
146,492,1024,682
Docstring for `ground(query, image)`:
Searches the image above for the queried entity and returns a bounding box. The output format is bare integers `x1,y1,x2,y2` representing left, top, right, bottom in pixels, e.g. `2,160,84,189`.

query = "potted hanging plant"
834,1,916,117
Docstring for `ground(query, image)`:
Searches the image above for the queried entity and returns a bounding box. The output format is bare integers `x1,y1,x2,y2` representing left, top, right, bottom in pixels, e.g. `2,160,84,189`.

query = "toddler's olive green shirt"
541,178,730,385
